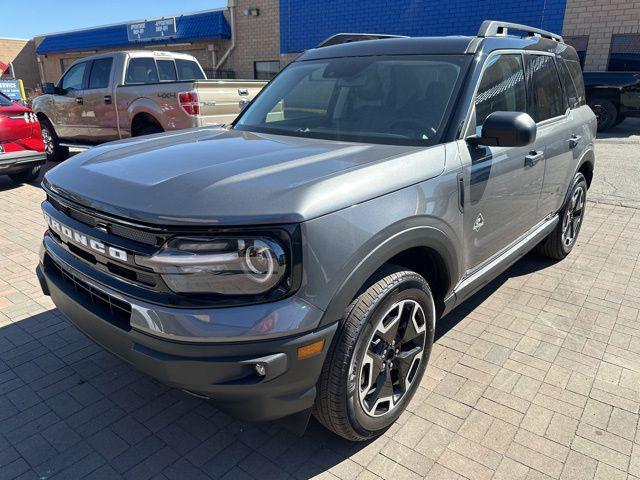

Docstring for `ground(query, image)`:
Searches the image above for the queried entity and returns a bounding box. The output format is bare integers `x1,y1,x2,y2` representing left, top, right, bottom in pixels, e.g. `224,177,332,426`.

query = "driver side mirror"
468,111,536,147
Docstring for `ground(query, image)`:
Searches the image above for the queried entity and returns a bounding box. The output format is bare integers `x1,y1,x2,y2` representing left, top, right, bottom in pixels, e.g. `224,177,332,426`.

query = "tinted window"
608,34,640,71
125,58,159,84
565,60,586,106
0,93,13,106
254,61,280,80
529,55,566,122
558,59,585,108
157,60,177,82
475,54,527,130
61,62,87,91
175,59,205,80
235,55,468,146
88,58,113,89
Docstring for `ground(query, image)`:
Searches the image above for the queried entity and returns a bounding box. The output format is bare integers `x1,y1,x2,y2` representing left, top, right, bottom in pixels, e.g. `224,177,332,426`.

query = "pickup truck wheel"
588,99,617,131
537,172,587,260
614,114,626,126
9,165,41,184
41,121,69,162
313,269,435,441
134,124,164,137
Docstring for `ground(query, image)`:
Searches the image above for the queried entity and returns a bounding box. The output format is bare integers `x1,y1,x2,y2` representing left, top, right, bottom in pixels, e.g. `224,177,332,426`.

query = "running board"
59,143,93,149
453,214,559,304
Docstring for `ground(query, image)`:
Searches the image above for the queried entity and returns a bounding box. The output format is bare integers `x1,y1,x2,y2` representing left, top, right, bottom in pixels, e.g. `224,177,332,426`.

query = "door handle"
104,95,112,104
238,88,249,96
75,97,83,105
569,134,581,149
524,151,544,168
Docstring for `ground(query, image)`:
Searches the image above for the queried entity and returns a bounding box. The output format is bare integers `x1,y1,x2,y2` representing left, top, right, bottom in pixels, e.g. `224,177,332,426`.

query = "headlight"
136,236,287,295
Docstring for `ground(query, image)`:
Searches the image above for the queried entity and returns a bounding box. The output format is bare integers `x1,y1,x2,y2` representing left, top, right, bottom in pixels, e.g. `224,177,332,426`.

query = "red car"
0,92,46,183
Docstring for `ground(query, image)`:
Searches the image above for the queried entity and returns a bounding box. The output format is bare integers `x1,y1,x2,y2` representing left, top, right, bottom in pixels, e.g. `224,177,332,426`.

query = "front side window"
61,62,87,91
125,58,159,84
608,34,640,71
235,55,469,146
175,59,205,80
529,55,566,122
475,54,527,132
88,58,113,89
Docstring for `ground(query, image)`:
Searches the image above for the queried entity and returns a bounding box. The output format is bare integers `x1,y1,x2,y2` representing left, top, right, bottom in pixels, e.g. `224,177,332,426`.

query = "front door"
459,52,545,272
53,61,88,141
81,57,118,143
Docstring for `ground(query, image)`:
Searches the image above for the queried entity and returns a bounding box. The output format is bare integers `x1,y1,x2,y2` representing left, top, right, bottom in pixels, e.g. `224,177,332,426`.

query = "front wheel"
40,120,69,162
313,269,435,441
537,172,587,260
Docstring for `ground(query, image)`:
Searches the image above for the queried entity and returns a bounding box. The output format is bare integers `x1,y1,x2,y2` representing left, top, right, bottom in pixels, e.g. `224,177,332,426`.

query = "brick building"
32,0,640,86
0,38,39,90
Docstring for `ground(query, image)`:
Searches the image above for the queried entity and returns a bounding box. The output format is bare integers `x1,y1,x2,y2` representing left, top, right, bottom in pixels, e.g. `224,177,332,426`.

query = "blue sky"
3,0,228,38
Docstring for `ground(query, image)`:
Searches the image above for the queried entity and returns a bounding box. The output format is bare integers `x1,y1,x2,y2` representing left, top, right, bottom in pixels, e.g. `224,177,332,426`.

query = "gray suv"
36,21,596,441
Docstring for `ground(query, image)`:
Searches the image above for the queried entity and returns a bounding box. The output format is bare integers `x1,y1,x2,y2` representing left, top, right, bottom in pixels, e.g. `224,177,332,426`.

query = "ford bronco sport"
36,21,596,441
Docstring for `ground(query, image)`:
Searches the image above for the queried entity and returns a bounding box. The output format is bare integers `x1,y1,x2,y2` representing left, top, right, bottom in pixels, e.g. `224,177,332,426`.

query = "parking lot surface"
0,125,639,479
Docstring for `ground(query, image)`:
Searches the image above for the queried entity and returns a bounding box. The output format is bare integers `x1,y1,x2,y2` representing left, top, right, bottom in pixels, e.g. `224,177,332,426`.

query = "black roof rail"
315,33,408,48
478,20,563,43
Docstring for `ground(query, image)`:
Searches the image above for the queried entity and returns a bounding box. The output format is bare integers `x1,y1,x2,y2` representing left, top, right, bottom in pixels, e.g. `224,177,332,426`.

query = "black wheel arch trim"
318,222,460,328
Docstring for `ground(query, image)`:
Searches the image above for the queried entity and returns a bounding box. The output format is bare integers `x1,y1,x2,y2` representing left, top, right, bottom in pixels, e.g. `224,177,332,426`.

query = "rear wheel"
537,172,587,260
40,119,69,162
588,99,617,131
313,269,435,441
9,165,41,184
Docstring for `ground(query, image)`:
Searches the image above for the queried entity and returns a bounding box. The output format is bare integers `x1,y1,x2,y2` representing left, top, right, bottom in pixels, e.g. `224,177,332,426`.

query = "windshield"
0,93,13,107
234,55,469,145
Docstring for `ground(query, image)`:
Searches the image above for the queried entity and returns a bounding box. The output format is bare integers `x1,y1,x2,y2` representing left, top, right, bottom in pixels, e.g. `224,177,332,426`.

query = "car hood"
44,127,446,226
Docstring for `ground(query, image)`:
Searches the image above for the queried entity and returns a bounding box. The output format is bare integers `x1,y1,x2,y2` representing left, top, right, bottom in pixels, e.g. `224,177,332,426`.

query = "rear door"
80,57,118,143
526,53,574,217
53,61,88,140
460,52,545,271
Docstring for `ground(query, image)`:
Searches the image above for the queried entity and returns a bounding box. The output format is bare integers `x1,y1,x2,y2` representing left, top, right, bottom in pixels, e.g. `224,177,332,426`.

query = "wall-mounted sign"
127,18,177,42
0,80,25,101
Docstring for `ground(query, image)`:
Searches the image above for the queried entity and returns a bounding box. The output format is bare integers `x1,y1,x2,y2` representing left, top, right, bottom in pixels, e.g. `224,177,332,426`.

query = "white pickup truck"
33,51,266,160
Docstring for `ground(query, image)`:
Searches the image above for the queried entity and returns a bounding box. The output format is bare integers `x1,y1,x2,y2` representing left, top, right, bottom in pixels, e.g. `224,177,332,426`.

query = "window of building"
157,59,177,82
254,61,280,80
475,54,527,131
125,58,159,84
61,62,87,91
175,59,205,80
608,34,640,71
564,36,589,68
529,54,567,122
87,58,113,89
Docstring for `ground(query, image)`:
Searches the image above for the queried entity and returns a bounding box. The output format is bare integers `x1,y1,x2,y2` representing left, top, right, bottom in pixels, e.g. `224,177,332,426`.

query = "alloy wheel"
357,299,427,417
562,185,585,247
42,127,54,156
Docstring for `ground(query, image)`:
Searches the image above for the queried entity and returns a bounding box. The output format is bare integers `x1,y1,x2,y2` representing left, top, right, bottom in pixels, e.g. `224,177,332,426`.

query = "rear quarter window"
563,59,586,107
175,59,205,80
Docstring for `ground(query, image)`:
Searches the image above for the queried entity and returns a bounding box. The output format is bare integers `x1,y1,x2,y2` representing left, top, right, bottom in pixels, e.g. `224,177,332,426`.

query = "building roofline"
0,37,30,41
35,7,227,38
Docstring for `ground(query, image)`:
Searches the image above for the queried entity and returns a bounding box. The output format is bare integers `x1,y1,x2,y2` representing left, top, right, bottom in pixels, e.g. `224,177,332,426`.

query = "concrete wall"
278,0,568,54
563,0,640,71
0,38,40,91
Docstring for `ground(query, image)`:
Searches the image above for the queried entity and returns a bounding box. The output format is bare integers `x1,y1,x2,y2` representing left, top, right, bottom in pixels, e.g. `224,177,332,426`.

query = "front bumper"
37,240,337,422
0,150,46,175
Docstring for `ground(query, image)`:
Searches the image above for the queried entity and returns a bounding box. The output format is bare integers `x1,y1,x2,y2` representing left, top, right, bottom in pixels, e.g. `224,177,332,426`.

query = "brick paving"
0,152,639,479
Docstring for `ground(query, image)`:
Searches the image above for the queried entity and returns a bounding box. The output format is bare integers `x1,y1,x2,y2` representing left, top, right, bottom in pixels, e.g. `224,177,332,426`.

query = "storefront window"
608,34,640,71
564,36,588,68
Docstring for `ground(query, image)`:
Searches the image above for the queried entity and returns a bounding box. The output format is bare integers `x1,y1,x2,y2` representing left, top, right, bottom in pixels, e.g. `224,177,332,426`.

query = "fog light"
255,363,267,376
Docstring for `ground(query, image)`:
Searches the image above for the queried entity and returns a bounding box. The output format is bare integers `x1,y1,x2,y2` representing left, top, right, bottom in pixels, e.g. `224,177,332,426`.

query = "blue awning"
37,10,231,54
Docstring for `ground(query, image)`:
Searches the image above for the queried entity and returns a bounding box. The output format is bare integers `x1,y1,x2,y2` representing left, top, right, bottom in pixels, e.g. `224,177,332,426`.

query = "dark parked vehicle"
0,92,45,183
584,71,640,131
36,21,595,441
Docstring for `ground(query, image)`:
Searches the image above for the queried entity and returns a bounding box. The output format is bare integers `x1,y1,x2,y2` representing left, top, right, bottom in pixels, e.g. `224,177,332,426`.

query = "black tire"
588,99,618,132
9,165,41,184
40,119,69,162
537,172,587,260
313,268,436,441
133,123,164,137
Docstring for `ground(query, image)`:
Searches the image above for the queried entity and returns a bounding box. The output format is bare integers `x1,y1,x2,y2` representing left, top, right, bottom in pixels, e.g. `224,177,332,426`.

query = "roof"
36,10,230,55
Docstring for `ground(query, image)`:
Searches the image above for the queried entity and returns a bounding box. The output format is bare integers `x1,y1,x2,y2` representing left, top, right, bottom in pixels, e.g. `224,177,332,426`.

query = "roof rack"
477,20,563,43
315,33,408,49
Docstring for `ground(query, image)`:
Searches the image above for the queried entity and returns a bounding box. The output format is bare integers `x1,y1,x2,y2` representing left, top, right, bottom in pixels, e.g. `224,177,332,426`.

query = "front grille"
46,254,132,330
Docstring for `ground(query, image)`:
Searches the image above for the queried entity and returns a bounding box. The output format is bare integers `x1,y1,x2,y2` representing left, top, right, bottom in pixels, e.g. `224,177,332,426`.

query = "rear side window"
157,60,177,82
175,59,205,80
126,58,159,84
88,58,113,89
61,62,87,91
475,54,527,131
557,59,585,109
529,55,566,122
